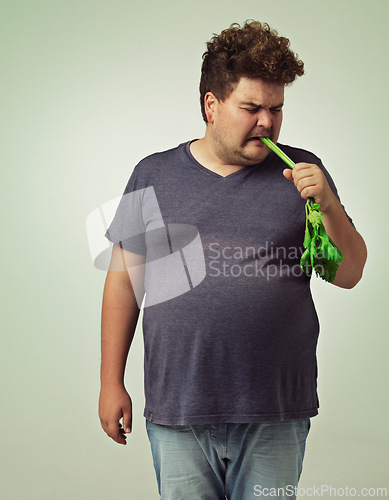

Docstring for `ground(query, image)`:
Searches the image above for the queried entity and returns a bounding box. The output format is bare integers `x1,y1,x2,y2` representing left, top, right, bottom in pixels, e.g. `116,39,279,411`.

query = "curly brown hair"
199,20,305,122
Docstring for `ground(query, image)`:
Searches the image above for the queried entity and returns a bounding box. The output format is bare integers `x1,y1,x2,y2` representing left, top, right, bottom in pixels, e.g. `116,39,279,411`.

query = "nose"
256,109,272,129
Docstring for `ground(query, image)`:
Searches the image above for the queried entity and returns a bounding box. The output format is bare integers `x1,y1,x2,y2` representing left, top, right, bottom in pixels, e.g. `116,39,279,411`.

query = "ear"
204,92,217,124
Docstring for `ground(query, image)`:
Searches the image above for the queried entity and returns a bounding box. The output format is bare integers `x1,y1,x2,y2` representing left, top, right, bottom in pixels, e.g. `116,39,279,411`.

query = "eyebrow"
241,101,284,109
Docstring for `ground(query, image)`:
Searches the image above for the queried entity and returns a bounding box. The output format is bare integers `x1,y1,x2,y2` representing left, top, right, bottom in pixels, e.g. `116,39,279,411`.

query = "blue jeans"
146,418,311,500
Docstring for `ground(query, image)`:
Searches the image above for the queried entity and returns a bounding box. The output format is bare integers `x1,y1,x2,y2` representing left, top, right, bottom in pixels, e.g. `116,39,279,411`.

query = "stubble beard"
213,136,269,167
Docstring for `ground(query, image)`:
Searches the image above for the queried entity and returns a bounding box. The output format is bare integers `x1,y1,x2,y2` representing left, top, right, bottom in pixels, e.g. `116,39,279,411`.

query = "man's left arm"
283,163,367,289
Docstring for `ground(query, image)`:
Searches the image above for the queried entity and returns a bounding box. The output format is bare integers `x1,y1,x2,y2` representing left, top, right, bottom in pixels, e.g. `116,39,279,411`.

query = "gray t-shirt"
106,140,350,425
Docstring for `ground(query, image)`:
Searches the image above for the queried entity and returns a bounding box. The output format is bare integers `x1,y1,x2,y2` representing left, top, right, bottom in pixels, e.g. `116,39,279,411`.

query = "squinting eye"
243,108,258,114
271,109,282,113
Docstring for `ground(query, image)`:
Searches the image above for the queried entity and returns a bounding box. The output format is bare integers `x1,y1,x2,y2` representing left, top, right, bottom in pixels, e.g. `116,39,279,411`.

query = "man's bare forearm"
100,271,140,386
322,199,367,289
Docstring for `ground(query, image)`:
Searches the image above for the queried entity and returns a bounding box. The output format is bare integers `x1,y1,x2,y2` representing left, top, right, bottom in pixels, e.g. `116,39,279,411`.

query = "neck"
190,137,247,177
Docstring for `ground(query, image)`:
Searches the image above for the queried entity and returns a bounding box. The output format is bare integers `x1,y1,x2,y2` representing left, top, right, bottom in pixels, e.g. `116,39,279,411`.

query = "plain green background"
1,0,388,498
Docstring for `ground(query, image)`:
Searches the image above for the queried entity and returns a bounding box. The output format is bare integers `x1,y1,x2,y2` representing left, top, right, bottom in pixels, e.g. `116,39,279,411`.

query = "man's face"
207,77,284,166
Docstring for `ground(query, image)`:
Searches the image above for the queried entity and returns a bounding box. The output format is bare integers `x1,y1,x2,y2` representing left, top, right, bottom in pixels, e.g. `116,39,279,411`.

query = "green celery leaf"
307,210,323,229
299,197,344,283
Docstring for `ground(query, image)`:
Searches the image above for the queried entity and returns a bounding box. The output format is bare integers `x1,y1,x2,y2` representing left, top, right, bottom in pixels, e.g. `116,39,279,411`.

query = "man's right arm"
98,244,145,445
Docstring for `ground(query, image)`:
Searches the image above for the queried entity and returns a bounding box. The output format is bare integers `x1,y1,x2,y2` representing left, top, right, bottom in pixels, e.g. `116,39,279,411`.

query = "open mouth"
247,136,268,142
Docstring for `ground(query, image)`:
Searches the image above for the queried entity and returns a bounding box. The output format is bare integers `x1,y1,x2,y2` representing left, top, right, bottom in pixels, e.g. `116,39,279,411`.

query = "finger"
113,434,127,445
295,176,316,194
292,169,315,187
282,168,293,180
107,424,128,445
294,162,316,172
102,419,128,445
122,410,133,434
300,186,322,201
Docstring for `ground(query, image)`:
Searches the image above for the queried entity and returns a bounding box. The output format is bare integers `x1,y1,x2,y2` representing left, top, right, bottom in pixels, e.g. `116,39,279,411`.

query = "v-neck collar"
184,140,269,180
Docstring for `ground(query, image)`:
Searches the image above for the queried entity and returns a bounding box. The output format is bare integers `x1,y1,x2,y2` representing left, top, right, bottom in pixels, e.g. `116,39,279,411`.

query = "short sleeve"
105,167,147,255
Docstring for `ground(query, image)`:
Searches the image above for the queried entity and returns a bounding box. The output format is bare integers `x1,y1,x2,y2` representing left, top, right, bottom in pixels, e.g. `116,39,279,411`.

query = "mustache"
247,129,271,139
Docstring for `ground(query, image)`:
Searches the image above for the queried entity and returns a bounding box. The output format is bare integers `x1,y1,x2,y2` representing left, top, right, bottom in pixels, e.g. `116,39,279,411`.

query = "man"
99,20,367,499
